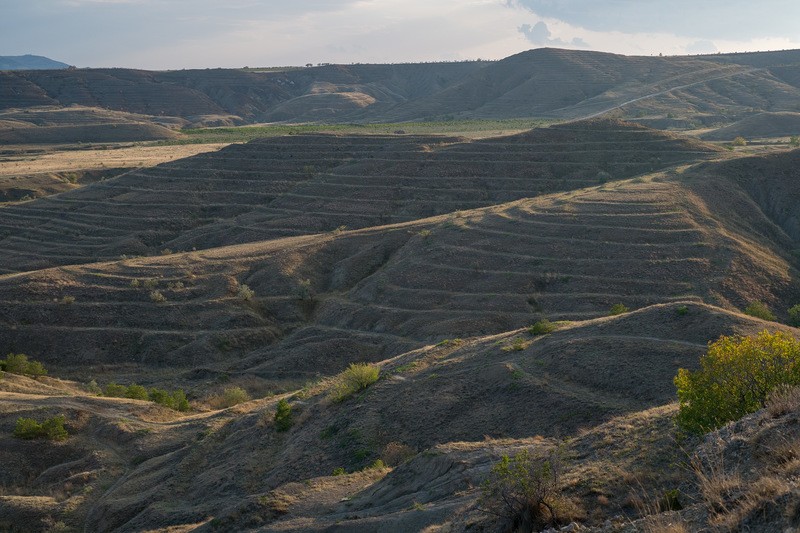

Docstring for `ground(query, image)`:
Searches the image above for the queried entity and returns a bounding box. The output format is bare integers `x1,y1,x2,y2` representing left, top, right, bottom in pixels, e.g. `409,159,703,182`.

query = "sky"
1,0,799,70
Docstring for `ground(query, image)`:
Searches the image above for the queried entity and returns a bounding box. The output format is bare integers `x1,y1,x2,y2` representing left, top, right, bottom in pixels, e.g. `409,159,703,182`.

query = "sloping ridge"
0,119,720,274
1,144,798,389
3,303,791,532
3,48,800,124
700,112,800,140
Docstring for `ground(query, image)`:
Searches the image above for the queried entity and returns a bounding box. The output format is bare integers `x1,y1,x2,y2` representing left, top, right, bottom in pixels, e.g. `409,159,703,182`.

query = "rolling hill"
2,48,800,130
2,116,800,532
0,55,69,71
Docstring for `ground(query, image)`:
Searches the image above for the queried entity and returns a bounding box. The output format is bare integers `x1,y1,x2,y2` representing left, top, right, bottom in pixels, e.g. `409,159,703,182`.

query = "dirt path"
579,67,763,120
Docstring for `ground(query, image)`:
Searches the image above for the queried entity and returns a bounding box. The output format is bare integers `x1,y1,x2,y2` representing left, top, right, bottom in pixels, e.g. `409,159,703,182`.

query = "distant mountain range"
2,48,800,135
0,54,69,70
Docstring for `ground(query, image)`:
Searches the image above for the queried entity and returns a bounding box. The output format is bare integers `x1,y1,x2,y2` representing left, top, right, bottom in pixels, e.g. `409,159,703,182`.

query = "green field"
161,118,555,145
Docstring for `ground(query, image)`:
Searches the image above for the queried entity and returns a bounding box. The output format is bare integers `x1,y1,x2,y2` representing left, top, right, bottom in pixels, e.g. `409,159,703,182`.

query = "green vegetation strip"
157,119,554,145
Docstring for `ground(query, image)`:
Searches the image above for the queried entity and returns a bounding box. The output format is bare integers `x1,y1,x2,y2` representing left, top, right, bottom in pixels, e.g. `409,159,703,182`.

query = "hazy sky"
2,0,799,69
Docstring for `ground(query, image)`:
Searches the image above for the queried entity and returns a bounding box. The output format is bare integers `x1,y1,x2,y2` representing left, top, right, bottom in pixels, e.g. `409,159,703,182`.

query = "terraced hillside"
2,147,799,391
0,120,721,273
0,106,181,144
2,303,797,532
2,116,800,532
3,48,800,128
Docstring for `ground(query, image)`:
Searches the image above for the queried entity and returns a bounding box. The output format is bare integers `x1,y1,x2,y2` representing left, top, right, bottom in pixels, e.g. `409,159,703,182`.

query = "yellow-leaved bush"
675,330,800,433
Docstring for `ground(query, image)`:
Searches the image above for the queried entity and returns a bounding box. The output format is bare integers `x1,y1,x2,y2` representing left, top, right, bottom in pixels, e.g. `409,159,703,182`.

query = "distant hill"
0,54,69,70
2,48,800,131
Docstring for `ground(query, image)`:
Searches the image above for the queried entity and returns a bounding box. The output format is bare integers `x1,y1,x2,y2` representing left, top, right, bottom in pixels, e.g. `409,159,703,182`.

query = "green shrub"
86,379,102,395
125,383,149,401
365,459,386,470
329,363,380,403
744,301,776,321
171,390,190,412
220,386,250,407
609,303,629,316
731,136,747,147
332,467,346,476
481,448,565,531
148,388,171,406
103,382,128,397
14,415,68,441
790,136,800,147
147,388,189,411
237,284,255,301
296,279,314,301
675,330,800,433
529,319,557,336
274,399,293,432
676,305,689,316
788,304,800,327
41,415,69,441
149,290,167,303
14,417,44,439
1,353,47,377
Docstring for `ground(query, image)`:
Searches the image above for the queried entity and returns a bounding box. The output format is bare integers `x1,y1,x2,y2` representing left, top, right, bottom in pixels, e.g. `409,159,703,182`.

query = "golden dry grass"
0,143,228,177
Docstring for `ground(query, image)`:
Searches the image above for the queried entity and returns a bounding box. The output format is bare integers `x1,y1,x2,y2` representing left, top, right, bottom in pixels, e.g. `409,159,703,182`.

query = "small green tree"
274,399,293,432
14,417,44,439
788,304,800,327
732,136,747,147
329,363,380,403
172,390,190,412
609,303,629,316
41,415,69,441
125,383,149,401
1,353,47,377
744,301,776,321
480,449,564,531
675,330,800,433
789,135,800,147
103,382,128,397
220,386,250,407
14,415,68,441
529,319,557,336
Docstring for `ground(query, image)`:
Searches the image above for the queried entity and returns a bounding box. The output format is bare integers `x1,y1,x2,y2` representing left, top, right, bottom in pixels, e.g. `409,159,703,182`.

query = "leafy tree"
609,303,629,316
675,330,800,433
329,363,380,403
220,386,250,407
125,383,149,401
14,417,44,439
744,301,777,321
41,415,69,441
14,415,68,441
480,449,565,531
788,304,800,327
274,399,293,432
529,319,557,336
1,353,47,377
103,382,128,397
171,390,190,412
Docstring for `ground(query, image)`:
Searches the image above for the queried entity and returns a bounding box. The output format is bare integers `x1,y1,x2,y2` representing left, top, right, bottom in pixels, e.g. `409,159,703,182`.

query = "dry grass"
0,143,227,177
766,385,800,418
640,513,689,533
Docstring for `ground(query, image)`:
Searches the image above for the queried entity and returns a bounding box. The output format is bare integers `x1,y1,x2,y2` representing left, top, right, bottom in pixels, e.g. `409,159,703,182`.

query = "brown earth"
0,304,796,532
2,48,800,131
699,112,800,141
0,143,229,203
0,119,722,274
0,106,182,144
1,118,799,532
